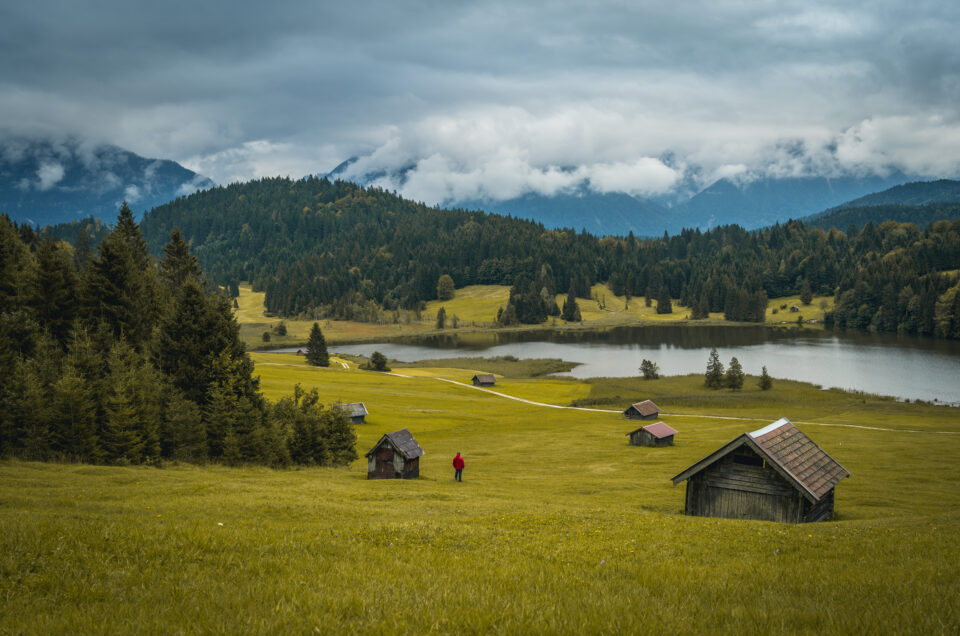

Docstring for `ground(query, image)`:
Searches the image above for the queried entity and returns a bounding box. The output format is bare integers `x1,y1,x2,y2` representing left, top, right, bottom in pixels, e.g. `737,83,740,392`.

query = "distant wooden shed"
472,373,496,386
365,429,424,480
341,402,368,424
628,421,677,447
671,418,849,523
623,400,660,420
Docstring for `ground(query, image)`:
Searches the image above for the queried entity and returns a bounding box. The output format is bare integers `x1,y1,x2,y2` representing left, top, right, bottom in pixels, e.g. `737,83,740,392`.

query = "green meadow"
2,352,959,634
239,282,835,349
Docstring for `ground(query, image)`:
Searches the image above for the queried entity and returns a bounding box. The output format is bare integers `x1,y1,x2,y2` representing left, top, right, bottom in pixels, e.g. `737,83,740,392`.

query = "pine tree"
50,365,101,462
436,306,446,329
306,322,329,366
725,356,745,390
82,203,158,349
561,286,581,322
758,365,773,391
158,227,202,294
705,347,725,388
657,288,673,314
800,278,813,305
34,237,80,348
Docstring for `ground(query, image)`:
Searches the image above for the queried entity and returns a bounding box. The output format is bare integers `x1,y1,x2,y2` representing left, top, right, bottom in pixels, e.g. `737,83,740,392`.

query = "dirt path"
433,377,960,435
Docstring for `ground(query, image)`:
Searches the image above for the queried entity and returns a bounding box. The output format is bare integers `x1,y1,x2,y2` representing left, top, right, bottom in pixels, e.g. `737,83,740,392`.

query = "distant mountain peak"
0,136,215,226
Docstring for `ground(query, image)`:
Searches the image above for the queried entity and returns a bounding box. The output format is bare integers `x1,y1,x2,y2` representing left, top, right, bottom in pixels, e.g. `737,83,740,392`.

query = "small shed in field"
365,429,424,480
671,418,849,523
341,402,368,424
623,400,660,420
472,373,496,386
628,421,677,447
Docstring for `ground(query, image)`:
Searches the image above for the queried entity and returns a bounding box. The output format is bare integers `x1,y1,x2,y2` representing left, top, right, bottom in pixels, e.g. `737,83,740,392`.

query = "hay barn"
623,400,660,420
671,418,849,523
341,402,368,424
472,373,496,386
628,421,677,447
365,429,424,480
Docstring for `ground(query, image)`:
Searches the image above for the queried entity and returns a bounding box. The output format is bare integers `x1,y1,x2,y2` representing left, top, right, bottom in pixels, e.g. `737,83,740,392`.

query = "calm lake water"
279,326,960,405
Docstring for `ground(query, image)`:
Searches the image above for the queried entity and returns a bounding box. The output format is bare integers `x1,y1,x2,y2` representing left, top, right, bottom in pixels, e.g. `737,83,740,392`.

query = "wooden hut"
627,421,677,447
341,402,368,424
623,400,660,420
472,373,496,386
670,418,849,523
365,429,424,480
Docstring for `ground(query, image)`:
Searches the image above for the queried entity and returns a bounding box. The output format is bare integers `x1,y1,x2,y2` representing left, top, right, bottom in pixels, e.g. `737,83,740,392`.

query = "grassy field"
2,354,959,634
237,283,835,349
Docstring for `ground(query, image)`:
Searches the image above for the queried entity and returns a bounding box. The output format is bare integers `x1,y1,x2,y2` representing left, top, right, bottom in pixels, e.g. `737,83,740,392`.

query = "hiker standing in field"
452,452,464,482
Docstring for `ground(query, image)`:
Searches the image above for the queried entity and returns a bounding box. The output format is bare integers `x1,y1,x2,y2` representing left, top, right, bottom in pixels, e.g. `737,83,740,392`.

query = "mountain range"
327,157,914,236
0,137,214,226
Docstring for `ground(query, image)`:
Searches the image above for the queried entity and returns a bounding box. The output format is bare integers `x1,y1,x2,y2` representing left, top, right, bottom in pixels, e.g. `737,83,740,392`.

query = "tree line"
51,177,960,339
0,207,357,466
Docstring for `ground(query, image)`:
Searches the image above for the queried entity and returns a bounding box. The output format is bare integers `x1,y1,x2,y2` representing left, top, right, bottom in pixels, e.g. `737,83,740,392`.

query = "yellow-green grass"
2,355,959,633
236,284,432,348
424,284,510,324
766,294,835,324
237,282,836,350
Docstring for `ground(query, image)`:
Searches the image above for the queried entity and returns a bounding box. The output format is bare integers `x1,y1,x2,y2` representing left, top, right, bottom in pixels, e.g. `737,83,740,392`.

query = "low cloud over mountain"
0,137,214,226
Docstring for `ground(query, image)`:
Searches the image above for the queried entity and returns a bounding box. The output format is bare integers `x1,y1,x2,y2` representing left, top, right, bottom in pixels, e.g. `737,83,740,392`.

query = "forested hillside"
0,207,357,465
58,177,960,339
805,202,960,232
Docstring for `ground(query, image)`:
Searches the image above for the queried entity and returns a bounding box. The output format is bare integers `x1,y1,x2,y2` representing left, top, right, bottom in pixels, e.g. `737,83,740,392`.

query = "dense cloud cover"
2,1,958,203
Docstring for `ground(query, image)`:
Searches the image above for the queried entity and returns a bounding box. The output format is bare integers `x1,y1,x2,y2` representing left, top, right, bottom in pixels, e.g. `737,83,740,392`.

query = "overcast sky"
2,0,958,203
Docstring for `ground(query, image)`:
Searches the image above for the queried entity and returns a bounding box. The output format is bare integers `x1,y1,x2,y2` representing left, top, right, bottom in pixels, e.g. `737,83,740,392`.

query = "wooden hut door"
375,447,395,477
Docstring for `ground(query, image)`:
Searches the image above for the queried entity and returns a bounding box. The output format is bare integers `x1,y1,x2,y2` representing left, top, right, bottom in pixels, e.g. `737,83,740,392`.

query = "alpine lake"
285,325,960,405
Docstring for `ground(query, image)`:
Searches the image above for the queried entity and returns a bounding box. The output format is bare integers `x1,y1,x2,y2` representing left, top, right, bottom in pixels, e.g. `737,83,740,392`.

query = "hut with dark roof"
341,402,368,424
472,373,496,386
671,418,849,523
365,429,425,479
623,400,660,420
628,421,677,447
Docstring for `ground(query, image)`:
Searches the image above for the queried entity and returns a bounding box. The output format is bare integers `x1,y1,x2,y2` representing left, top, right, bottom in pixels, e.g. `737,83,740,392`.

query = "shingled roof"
365,429,425,460
342,402,368,418
642,421,677,439
671,418,849,502
626,400,659,416
472,373,496,384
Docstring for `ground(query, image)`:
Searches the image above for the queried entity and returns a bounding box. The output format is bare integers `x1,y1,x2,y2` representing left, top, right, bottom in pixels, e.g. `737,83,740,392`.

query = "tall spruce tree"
306,323,329,366
725,356,745,390
158,227,203,294
657,287,673,314
705,347,725,388
758,365,773,391
561,286,581,322
82,203,158,349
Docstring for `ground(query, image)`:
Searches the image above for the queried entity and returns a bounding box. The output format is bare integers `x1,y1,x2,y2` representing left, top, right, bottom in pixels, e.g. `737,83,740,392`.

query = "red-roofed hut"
623,400,659,420
670,418,849,523
627,422,677,447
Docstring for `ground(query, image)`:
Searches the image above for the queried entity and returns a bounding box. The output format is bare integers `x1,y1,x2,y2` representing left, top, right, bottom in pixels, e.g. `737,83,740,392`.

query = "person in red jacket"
452,452,465,482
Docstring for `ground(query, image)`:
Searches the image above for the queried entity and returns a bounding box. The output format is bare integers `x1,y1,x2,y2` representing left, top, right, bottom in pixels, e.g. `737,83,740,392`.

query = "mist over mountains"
326,154,914,236
0,137,214,226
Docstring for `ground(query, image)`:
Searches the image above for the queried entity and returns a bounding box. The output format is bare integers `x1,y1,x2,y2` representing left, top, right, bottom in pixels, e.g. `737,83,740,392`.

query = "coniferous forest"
112,176,960,338
0,206,357,466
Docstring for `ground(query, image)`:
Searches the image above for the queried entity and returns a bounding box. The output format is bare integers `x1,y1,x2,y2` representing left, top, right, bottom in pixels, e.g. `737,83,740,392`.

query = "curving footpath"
433,377,960,435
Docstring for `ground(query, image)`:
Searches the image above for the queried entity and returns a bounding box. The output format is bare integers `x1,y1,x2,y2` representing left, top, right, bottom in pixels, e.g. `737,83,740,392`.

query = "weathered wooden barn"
472,373,496,386
365,429,424,479
627,421,677,447
341,402,368,424
623,400,660,420
670,418,849,523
